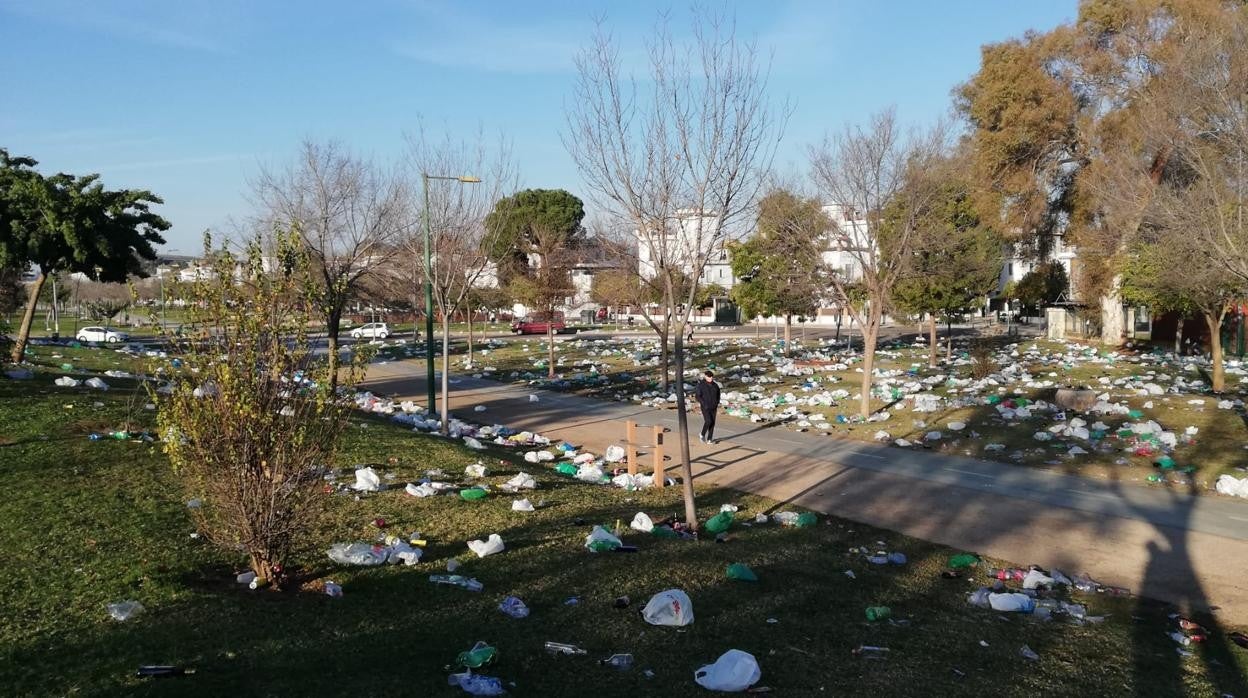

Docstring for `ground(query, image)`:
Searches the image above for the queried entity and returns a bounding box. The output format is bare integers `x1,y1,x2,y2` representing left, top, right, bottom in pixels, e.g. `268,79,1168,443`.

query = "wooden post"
652,425,665,488
625,420,638,476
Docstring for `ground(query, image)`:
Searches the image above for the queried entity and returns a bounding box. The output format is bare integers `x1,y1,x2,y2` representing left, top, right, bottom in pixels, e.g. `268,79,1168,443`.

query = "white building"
637,210,737,287
819,203,872,283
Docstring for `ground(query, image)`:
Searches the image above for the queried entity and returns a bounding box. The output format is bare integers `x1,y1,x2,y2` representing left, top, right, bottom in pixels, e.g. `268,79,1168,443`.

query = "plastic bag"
511,498,535,512
54,376,81,387
1022,568,1055,590
501,472,536,492
988,592,1035,613
604,445,625,462
352,467,381,492
463,436,485,450
467,533,505,558
448,672,505,696
575,464,605,483
499,595,530,618
630,512,654,533
465,463,488,478
726,563,757,582
84,377,109,391
585,525,621,552
642,589,694,626
693,649,760,692
107,600,144,621
704,510,734,534
327,542,388,566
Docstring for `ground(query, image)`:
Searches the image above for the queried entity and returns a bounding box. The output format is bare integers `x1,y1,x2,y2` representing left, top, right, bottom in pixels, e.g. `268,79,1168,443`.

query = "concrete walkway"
362,360,1248,623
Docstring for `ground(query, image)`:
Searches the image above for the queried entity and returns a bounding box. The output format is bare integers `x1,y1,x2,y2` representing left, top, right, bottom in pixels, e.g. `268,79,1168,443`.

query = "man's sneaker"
706,439,717,445
698,434,706,443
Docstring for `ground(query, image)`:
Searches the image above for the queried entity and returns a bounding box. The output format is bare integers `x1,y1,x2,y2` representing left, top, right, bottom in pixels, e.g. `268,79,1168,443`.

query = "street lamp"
422,173,480,414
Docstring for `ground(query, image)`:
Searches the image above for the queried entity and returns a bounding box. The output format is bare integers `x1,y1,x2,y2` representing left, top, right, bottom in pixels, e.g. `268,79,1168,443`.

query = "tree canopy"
729,189,828,328
483,188,585,282
1,149,168,362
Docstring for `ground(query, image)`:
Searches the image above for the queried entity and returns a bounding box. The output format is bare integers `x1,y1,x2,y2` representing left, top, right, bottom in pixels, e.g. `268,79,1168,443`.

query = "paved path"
363,360,1248,624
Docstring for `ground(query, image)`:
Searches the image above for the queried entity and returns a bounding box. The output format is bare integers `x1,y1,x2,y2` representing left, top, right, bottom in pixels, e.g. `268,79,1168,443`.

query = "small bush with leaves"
152,230,371,589
969,339,999,380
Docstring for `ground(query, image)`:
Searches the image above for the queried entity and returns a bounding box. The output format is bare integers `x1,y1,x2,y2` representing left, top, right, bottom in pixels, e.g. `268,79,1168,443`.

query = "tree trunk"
547,316,556,380
326,308,342,392
928,314,937,369
946,317,953,362
783,313,792,354
1206,312,1226,392
672,324,698,529
1174,321,1183,355
859,309,881,418
834,312,842,344
658,331,670,393
1100,279,1125,346
441,315,452,434
10,272,45,363
466,311,474,368
249,551,282,590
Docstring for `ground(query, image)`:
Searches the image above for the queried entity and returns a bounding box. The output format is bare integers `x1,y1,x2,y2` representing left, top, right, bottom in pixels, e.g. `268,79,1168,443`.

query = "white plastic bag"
467,533,505,558
501,472,536,492
107,600,144,621
585,525,622,552
352,467,381,492
604,445,626,462
512,498,535,512
84,377,110,391
465,463,488,478
630,512,654,532
463,436,485,450
1022,568,1055,590
988,592,1035,613
54,376,81,387
694,649,760,692
642,589,694,627
327,542,388,566
1216,474,1248,498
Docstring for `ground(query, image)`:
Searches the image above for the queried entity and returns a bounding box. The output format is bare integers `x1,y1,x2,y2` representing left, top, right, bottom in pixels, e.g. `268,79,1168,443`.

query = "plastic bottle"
865,606,891,621
88,433,104,441
600,653,634,670
851,645,889,659
429,574,483,592
987,568,1025,582
136,665,194,678
545,641,587,656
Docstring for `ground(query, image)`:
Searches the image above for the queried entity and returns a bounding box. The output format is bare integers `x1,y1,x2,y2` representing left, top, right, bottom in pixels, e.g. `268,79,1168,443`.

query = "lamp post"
421,173,480,414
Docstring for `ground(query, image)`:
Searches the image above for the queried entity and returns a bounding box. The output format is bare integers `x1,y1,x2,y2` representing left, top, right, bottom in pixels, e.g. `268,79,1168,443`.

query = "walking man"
695,370,721,444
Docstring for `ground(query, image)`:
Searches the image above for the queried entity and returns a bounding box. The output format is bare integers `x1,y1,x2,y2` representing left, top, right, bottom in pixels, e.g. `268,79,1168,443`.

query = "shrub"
152,230,371,589
969,339,998,380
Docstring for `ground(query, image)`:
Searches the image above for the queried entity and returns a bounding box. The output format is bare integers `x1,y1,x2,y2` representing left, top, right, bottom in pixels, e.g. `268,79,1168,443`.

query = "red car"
511,312,567,335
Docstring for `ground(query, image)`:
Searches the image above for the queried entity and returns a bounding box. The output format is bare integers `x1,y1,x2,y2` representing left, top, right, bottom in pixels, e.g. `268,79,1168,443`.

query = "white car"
350,322,390,340
76,326,129,343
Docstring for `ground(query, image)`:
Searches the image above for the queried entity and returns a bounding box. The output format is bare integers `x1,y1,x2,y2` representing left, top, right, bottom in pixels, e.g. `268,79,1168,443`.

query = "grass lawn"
462,334,1248,490
1,352,1246,696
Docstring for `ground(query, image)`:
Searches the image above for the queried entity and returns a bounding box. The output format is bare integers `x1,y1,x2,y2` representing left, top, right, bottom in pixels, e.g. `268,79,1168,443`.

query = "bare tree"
566,10,786,528
253,141,406,388
809,109,949,418
404,129,515,434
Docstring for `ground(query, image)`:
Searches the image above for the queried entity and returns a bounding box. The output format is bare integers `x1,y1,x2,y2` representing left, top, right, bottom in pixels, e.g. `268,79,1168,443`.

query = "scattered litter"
107,600,144,621
499,596,530,618
512,498,535,512
642,589,694,627
351,467,382,492
467,534,505,558
694,649,760,692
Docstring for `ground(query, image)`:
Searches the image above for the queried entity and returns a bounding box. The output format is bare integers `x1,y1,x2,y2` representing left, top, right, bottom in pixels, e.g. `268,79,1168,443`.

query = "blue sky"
0,0,1077,252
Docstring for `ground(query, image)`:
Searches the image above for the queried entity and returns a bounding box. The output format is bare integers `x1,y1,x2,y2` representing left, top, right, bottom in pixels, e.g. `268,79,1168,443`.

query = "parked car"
511,312,567,335
350,322,390,340
76,326,129,343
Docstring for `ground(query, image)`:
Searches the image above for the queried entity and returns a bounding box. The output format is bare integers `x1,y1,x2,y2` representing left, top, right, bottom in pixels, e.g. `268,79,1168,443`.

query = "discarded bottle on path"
600,653,634,670
988,568,1026,582
429,574,483,592
851,645,889,659
448,671,505,696
865,606,891,622
136,665,194,678
545,641,588,656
